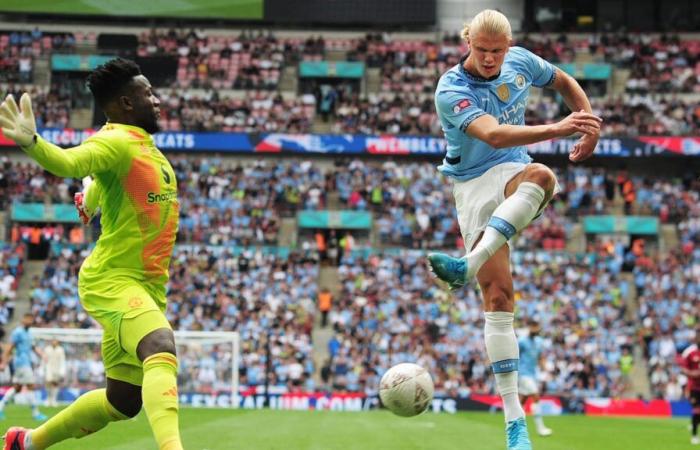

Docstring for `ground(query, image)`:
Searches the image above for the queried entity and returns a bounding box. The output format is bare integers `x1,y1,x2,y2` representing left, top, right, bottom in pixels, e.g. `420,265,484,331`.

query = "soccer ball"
379,363,434,417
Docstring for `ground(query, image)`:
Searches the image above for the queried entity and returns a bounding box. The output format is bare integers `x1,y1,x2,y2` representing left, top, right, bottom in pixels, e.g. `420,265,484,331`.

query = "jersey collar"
102,122,154,142
458,53,502,84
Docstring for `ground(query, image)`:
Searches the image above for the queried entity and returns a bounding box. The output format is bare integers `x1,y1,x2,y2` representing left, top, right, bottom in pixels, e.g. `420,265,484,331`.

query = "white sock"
485,311,525,422
533,401,546,430
49,387,58,406
30,390,39,415
465,182,545,278
0,387,16,411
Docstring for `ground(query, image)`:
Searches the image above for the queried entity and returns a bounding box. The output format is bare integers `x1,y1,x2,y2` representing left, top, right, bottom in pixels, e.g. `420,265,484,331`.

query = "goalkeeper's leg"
122,311,183,450
19,386,133,449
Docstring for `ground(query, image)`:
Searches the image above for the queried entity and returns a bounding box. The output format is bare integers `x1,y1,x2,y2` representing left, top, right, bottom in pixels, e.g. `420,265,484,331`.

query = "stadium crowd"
157,90,315,133
3,26,699,136
323,248,634,402
0,30,76,83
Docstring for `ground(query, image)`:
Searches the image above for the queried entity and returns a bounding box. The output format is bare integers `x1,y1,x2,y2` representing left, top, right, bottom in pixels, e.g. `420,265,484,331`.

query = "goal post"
29,328,240,409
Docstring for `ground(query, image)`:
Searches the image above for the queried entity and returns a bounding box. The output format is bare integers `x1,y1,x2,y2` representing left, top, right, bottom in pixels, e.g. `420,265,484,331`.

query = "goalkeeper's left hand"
0,93,37,148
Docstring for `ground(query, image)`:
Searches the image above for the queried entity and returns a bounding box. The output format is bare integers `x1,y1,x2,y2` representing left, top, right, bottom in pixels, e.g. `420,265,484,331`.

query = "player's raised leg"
477,244,531,450
429,163,556,288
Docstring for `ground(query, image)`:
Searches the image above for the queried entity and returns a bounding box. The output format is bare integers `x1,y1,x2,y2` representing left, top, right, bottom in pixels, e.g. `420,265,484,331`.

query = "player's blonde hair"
461,9,512,42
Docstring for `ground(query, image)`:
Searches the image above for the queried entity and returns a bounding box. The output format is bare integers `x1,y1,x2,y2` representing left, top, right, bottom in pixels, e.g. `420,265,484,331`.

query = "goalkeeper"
0,58,183,450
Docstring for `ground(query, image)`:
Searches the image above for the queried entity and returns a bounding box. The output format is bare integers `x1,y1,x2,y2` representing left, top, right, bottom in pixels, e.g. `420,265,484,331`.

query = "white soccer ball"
379,363,434,417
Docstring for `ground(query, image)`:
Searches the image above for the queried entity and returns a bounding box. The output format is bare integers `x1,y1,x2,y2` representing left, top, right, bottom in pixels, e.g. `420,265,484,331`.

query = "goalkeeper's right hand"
0,93,37,148
74,177,102,225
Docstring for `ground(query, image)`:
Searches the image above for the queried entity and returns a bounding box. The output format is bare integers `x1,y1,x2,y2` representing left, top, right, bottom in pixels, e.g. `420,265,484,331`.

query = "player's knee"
482,282,514,312
136,328,177,361
106,384,142,418
524,164,556,195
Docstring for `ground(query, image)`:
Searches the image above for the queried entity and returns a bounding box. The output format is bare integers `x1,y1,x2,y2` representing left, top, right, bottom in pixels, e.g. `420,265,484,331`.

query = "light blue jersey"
435,46,557,181
518,335,543,378
10,327,33,369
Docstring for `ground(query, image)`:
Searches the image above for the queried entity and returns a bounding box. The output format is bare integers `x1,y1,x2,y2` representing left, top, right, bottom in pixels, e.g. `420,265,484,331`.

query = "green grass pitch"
0,405,690,449
0,0,263,20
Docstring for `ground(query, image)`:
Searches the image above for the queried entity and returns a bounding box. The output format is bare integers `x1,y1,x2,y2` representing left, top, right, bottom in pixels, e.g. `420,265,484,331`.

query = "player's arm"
547,67,600,162
435,87,601,150
465,111,600,149
0,342,14,370
33,345,44,360
0,93,123,178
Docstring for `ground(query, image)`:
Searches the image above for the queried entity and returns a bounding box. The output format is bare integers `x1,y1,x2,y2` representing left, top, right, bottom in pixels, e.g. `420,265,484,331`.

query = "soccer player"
518,320,551,437
0,314,47,422
427,10,601,449
0,58,183,450
41,340,66,408
681,325,700,445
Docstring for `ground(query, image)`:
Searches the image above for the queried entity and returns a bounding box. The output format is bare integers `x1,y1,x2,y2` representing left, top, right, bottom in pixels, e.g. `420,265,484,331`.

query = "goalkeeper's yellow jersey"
26,123,179,291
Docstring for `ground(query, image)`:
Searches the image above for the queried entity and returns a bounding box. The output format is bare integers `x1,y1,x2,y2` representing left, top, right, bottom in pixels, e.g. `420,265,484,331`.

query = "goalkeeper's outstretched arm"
0,93,122,179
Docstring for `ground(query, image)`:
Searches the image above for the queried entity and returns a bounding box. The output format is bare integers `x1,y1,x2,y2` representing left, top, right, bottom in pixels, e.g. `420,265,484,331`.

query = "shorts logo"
515,74,526,89
453,99,471,113
128,297,144,309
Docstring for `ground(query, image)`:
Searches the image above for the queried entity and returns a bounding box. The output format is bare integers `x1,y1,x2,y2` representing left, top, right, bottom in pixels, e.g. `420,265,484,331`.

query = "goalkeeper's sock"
142,352,183,450
29,388,128,449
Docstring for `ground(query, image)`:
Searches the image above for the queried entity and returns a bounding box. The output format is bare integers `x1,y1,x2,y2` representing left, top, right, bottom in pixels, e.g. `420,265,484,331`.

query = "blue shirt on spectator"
11,326,33,369
518,334,543,378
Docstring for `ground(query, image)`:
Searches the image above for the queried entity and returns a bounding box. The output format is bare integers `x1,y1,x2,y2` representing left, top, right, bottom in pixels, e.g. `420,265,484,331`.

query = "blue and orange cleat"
3,427,31,450
427,253,468,291
506,417,532,450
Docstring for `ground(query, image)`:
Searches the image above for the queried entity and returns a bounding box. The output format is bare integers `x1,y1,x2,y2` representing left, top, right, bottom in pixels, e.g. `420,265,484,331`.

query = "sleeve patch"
453,99,471,113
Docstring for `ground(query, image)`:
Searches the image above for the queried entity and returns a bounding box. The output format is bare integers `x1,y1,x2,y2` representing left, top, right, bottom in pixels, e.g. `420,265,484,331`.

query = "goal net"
29,328,240,408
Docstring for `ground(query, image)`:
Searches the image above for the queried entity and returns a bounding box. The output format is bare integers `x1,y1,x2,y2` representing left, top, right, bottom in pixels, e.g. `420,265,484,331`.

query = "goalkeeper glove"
0,93,37,148
74,177,102,225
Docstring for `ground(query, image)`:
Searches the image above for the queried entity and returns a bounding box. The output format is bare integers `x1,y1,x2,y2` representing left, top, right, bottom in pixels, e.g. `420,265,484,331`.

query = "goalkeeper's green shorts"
79,277,172,386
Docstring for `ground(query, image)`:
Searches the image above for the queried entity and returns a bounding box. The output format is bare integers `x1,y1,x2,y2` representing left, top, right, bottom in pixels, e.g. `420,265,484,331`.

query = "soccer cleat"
691,436,700,445
32,412,47,421
506,417,532,450
537,426,553,437
427,253,468,290
3,427,30,450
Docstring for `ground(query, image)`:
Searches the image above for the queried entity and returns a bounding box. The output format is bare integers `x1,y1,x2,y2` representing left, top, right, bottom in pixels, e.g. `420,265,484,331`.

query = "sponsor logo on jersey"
452,99,471,113
515,74,526,89
147,191,178,204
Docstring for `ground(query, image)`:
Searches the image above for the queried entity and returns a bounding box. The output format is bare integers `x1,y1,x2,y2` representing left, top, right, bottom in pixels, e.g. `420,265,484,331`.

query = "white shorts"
453,162,560,251
518,375,539,397
12,366,36,385
45,372,64,384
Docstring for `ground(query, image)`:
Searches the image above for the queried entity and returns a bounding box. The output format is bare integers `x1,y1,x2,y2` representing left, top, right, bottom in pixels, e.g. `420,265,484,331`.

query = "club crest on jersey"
453,99,471,113
515,74,526,89
496,84,510,102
